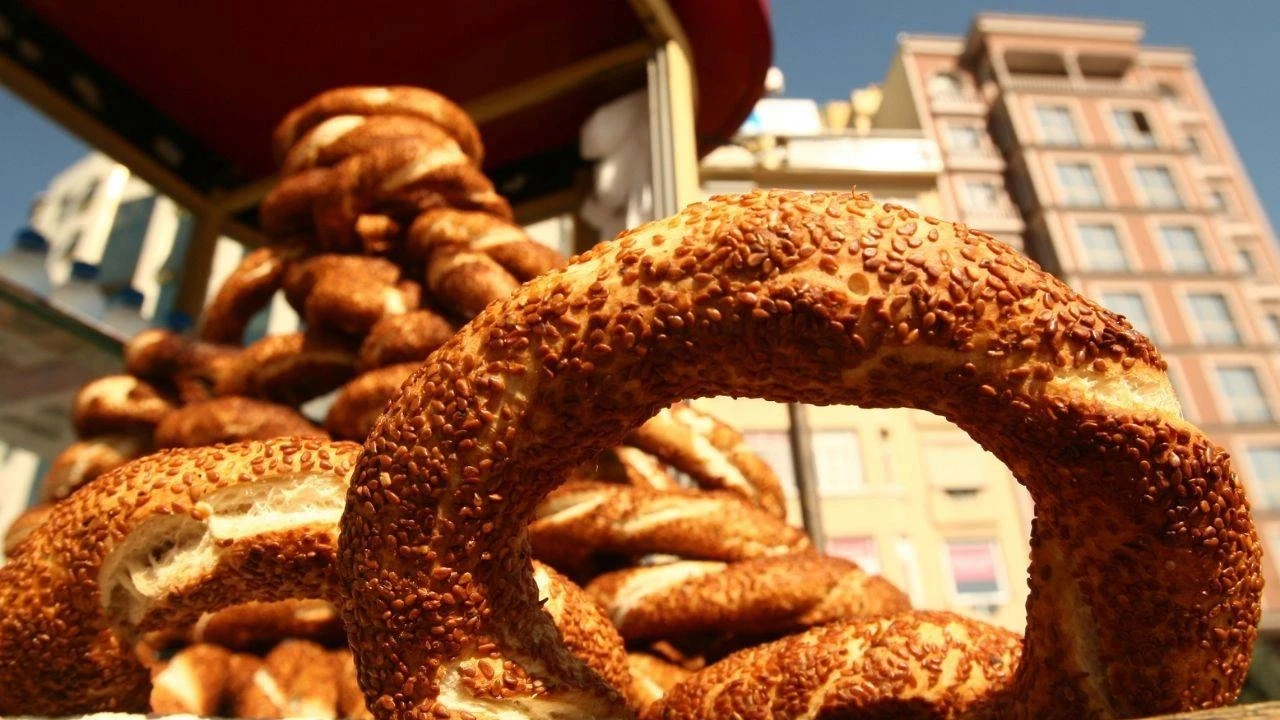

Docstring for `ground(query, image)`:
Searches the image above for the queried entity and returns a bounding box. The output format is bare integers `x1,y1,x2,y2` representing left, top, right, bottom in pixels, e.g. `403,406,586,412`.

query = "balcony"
1003,74,1155,98
928,92,988,116
944,144,1005,172
702,131,943,177
960,203,1024,234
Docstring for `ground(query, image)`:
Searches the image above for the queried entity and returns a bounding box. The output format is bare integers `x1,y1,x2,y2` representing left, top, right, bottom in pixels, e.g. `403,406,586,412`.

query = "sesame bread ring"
312,140,510,251
586,554,910,642
424,244,522,319
125,329,239,403
41,432,151,502
283,255,420,336
338,190,1261,719
153,397,327,448
217,331,358,405
533,561,632,705
627,405,786,518
529,481,811,574
0,438,362,716
260,167,333,239
181,599,344,652
199,243,305,344
325,362,419,441
272,86,484,166
149,643,231,716
569,446,681,493
230,639,341,719
357,309,456,371
626,653,692,713
280,114,462,177
72,375,175,438
407,207,565,281
334,649,375,720
2,503,52,559
651,611,1022,719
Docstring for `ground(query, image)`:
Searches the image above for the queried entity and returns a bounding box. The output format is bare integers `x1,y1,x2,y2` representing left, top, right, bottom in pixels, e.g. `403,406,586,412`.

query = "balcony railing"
1002,74,1156,98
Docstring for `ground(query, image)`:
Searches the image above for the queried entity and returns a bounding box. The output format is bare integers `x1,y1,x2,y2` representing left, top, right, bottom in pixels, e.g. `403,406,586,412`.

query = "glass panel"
1100,292,1155,338
1036,105,1079,146
1136,166,1182,208
826,536,881,575
1187,293,1240,345
1160,226,1210,273
1216,367,1273,423
1056,163,1103,207
1077,223,1128,271
811,430,864,496
1245,446,1280,510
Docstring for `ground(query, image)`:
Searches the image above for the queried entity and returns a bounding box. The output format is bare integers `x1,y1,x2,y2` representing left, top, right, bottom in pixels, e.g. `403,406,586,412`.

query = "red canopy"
11,1,771,209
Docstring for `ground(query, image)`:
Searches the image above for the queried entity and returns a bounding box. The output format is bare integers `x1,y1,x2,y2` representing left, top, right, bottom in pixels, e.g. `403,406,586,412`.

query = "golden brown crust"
199,243,305,344
281,114,463,176
649,611,1022,719
627,405,787,517
586,555,910,641
153,396,327,448
357,309,456,371
217,331,358,405
626,653,691,713
149,642,231,715
170,599,345,652
272,86,484,166
72,375,175,438
334,649,375,720
230,639,341,719
2,503,53,559
325,363,419,441
124,329,240,403
0,438,361,716
338,190,1261,719
570,446,681,493
533,562,631,701
530,481,811,573
42,433,151,502
283,255,419,336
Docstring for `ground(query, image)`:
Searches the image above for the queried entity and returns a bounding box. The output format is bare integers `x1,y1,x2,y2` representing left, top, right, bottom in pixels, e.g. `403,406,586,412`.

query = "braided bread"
587,555,909,642
153,396,326,448
338,190,1260,719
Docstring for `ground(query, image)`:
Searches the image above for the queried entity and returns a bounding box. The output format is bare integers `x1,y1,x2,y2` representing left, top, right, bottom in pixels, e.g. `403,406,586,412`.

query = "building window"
1236,246,1258,275
1056,162,1104,207
928,72,964,102
1244,446,1280,509
944,539,1006,610
1208,188,1230,215
1158,83,1184,107
811,430,864,496
77,179,100,212
1134,166,1183,208
1159,225,1210,273
1216,366,1273,423
1035,104,1080,146
963,180,1000,210
945,125,983,153
1187,293,1241,345
1099,292,1156,338
1267,313,1280,343
826,536,881,575
743,430,797,498
1111,109,1156,148
1077,223,1128,271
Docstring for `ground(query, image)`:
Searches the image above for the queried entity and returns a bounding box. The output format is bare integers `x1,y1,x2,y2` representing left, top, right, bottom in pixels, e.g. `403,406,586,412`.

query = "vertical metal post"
788,403,826,548
647,39,700,218
173,200,225,328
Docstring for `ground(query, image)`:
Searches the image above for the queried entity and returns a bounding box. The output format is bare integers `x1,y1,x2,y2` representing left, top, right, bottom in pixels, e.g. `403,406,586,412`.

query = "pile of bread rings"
0,85,1263,720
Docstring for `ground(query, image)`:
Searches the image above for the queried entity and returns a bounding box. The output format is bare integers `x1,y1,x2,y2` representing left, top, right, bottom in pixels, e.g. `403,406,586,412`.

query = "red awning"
10,1,771,208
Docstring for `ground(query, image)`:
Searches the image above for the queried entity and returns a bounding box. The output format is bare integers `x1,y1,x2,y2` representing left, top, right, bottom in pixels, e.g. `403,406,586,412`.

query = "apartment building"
872,14,1280,636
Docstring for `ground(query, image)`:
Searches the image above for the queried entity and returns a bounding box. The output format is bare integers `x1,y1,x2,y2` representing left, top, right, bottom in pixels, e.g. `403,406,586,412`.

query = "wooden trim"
0,52,208,212
465,40,652,125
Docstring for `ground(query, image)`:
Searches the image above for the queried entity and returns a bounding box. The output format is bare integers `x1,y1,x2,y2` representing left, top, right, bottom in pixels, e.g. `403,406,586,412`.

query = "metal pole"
788,403,826,548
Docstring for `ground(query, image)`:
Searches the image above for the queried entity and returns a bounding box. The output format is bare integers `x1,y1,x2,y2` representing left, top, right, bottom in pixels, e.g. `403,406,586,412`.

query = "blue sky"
1,2,1278,250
